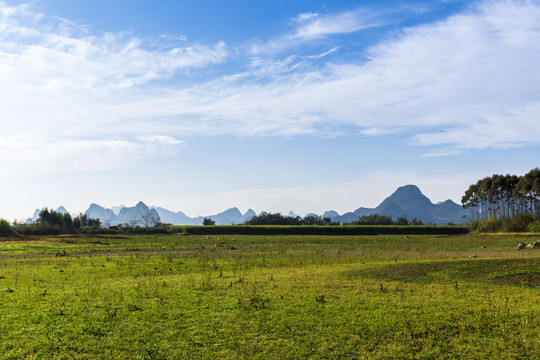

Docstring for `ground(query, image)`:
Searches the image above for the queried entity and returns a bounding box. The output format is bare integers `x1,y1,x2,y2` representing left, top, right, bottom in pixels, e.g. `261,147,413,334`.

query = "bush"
0,218,12,235
503,213,534,232
470,213,537,233
527,219,540,232
470,218,503,232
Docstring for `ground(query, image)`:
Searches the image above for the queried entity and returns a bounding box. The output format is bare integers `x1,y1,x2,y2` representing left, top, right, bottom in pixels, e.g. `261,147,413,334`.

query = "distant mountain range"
28,185,469,226
321,185,468,225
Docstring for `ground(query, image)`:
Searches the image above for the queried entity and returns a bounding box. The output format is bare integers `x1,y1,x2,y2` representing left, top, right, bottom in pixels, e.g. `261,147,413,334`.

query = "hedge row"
182,225,469,236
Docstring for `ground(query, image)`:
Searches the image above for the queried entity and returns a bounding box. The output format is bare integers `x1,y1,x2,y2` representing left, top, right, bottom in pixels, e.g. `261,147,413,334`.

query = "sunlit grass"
0,233,538,359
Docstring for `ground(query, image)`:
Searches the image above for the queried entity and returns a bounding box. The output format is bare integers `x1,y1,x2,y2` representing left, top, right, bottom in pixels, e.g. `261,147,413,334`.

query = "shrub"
470,213,537,233
0,218,12,235
470,218,502,232
503,213,534,232
527,219,540,232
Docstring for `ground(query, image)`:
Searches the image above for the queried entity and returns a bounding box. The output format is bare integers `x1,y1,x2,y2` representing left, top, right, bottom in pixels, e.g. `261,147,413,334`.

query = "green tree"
0,218,12,235
203,218,216,226
244,213,302,225
396,215,409,226
354,214,393,225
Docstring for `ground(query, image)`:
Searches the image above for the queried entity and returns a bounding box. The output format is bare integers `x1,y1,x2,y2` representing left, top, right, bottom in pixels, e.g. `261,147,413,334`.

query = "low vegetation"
182,225,468,236
0,218,13,236
0,232,538,359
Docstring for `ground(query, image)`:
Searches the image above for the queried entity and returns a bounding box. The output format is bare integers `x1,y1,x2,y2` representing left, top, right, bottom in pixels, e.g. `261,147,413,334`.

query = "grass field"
0,233,538,359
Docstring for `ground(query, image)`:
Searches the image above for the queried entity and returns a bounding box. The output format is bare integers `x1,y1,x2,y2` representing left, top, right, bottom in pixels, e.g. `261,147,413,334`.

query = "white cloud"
1,0,540,179
295,12,319,22
175,0,540,149
305,46,339,59
251,9,383,54
294,9,380,40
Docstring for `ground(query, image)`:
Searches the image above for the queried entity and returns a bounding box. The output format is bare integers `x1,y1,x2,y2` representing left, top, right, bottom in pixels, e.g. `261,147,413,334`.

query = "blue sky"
1,0,539,220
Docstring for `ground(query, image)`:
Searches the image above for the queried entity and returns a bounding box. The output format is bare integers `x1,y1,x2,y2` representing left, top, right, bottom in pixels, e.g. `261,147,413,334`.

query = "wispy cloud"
293,9,381,40
305,46,339,59
2,0,540,179
250,9,383,54
203,0,540,147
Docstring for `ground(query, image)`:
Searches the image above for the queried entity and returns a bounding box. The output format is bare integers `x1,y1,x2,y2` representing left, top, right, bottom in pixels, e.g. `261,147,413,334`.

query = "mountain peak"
88,203,105,210
135,201,148,208
394,184,422,195
244,209,256,217
56,206,68,214
384,185,432,207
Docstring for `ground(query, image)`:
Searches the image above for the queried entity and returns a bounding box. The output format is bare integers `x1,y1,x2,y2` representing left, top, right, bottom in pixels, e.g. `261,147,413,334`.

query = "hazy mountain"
29,209,41,223
153,207,199,225
240,209,257,223
153,207,256,225
208,208,243,225
339,208,372,223
323,210,341,219
56,206,69,214
320,185,468,225
28,184,468,227
84,202,160,227
85,203,117,226
115,202,160,227
110,205,126,215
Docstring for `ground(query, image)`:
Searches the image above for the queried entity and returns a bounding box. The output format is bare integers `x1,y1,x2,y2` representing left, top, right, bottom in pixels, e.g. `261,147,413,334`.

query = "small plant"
249,295,270,309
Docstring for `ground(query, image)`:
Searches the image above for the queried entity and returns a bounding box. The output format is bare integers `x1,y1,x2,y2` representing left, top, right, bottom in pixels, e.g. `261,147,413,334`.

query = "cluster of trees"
35,208,101,231
243,213,336,226
242,212,423,226
461,168,540,220
349,214,423,226
13,208,174,235
10,208,103,235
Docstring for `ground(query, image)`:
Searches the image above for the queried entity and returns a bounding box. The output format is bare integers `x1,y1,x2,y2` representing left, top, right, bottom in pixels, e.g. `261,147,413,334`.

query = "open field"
0,233,538,359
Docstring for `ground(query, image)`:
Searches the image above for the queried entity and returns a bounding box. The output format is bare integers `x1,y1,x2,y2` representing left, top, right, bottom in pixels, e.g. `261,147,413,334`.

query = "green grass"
0,233,538,359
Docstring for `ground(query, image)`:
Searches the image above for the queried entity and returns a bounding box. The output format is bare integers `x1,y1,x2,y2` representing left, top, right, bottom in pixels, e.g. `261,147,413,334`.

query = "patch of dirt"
492,273,540,289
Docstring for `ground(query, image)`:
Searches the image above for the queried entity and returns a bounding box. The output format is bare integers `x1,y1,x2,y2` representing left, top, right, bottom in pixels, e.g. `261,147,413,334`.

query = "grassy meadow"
0,233,538,359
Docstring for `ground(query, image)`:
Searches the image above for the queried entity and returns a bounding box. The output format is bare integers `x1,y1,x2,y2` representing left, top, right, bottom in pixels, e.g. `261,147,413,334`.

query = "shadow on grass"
343,257,540,288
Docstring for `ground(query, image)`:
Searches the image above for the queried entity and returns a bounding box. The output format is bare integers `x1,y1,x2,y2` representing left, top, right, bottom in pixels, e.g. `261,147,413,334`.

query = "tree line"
242,213,336,226
461,168,540,220
7,208,171,236
206,212,425,226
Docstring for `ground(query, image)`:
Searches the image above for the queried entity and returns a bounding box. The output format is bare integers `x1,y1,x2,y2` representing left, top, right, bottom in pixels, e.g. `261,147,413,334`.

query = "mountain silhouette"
26,185,468,226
